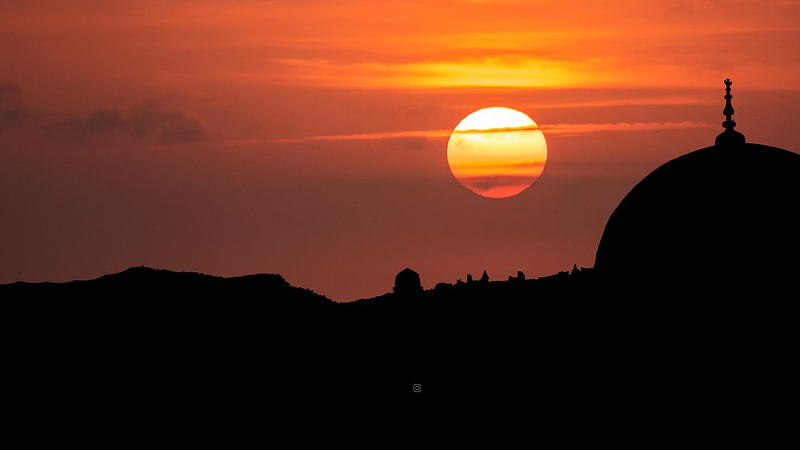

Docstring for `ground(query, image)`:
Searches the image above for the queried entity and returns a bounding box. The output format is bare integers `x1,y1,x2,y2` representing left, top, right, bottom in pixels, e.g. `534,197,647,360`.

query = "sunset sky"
2,0,800,300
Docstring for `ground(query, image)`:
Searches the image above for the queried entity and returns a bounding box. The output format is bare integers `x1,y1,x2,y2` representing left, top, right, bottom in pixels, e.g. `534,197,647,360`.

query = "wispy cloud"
523,96,716,110
260,56,606,89
541,121,716,136
453,124,541,134
226,121,716,146
230,129,452,145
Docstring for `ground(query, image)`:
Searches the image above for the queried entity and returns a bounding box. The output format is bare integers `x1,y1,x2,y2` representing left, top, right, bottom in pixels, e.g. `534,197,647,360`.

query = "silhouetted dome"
393,268,423,295
596,80,800,292
595,142,800,288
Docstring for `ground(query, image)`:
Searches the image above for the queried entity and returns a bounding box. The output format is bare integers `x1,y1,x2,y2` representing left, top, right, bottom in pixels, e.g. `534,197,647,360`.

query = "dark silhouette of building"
393,267,423,294
595,79,800,293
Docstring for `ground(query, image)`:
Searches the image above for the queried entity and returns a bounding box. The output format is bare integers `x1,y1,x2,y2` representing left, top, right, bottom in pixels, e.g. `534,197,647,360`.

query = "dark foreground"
2,267,796,433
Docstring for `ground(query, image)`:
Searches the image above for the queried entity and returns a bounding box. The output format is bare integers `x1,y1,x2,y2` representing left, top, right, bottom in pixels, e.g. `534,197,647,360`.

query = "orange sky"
2,0,800,300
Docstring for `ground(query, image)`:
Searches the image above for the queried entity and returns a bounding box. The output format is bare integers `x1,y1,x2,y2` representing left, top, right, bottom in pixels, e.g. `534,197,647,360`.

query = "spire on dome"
715,78,746,146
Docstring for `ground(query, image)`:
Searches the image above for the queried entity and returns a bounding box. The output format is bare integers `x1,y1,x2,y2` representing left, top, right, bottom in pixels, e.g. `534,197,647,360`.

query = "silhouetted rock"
508,270,526,282
479,270,489,283
393,267,423,294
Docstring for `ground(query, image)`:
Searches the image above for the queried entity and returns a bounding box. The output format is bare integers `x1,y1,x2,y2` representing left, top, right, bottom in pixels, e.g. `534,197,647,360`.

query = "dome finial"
716,78,745,146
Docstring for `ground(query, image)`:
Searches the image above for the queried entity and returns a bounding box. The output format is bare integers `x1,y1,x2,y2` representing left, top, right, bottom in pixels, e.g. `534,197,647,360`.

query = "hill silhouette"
3,264,794,412
2,265,333,307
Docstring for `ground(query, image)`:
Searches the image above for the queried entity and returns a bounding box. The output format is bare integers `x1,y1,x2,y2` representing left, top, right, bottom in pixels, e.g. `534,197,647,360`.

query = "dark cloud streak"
46,99,204,145
0,83,23,129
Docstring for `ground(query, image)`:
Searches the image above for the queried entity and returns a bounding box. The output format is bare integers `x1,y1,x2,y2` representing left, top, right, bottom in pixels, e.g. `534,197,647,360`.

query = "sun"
447,107,547,198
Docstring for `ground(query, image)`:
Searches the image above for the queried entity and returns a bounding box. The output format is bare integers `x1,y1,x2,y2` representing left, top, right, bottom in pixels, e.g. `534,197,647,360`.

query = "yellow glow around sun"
447,107,547,198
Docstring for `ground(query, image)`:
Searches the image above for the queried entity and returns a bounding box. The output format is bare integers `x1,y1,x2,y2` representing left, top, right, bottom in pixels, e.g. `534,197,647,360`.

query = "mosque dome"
595,80,800,290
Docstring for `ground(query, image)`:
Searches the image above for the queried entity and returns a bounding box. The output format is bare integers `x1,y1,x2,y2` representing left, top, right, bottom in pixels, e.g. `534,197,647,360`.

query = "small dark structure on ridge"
393,268,423,294
595,79,800,291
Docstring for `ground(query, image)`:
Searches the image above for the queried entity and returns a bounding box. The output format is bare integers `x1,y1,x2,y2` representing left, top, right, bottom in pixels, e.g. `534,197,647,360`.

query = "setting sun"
447,107,547,198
